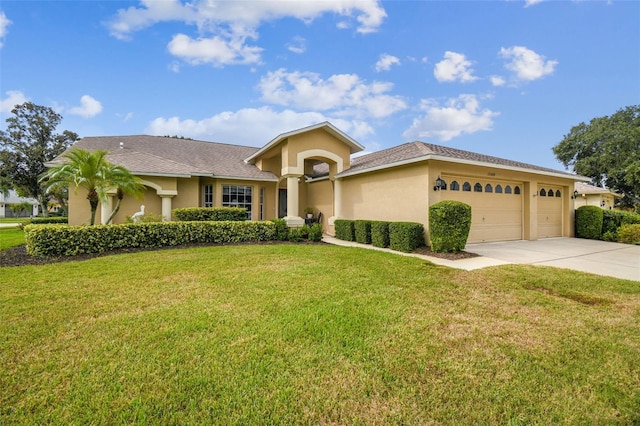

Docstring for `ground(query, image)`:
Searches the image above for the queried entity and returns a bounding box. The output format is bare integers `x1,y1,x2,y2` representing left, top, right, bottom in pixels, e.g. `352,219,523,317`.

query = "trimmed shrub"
29,217,68,225
354,220,372,244
270,218,289,241
429,200,471,253
602,210,625,235
173,207,247,222
334,219,355,241
307,223,323,242
24,221,277,257
371,221,390,248
621,211,640,225
389,222,425,253
618,224,640,245
288,227,304,242
575,206,603,239
125,213,164,223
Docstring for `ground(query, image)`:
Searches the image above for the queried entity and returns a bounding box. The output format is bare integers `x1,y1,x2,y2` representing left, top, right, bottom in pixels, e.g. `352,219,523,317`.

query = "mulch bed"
1,242,477,268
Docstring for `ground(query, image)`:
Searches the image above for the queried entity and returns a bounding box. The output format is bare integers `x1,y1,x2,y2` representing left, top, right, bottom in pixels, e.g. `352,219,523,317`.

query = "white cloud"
0,11,11,48
145,107,374,146
375,53,400,72
0,90,28,113
107,0,386,66
490,75,506,87
68,95,103,118
257,69,406,119
499,46,558,81
524,0,544,7
168,33,263,67
287,36,306,54
403,94,499,141
434,51,478,83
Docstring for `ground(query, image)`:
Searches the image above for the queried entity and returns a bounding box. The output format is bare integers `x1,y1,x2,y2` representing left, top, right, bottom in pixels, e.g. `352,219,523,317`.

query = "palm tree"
43,149,143,225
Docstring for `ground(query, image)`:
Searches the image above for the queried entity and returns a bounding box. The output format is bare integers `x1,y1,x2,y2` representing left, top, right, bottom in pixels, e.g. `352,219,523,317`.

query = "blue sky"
1,0,638,170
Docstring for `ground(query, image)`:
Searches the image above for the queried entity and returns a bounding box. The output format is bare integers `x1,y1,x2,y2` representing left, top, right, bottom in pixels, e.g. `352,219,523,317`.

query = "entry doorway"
278,188,287,218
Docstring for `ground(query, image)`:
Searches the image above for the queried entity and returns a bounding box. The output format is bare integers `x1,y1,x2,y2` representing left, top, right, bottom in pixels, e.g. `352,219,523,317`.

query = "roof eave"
336,154,590,181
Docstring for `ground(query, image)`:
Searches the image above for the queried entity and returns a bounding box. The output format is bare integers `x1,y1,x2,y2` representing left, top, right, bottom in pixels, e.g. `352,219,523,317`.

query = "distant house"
49,122,590,243
573,182,621,210
0,190,39,218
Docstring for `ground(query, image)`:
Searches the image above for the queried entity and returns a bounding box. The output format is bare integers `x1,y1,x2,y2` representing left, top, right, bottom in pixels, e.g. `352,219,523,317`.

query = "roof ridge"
108,151,211,175
81,135,262,151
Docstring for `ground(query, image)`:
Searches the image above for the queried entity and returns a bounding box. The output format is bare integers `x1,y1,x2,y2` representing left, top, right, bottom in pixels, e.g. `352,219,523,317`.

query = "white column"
100,196,113,225
161,195,173,221
284,175,304,227
329,178,342,225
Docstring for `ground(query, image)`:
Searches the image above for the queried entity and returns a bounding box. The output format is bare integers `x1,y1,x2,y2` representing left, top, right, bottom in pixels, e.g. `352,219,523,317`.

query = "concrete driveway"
466,238,640,282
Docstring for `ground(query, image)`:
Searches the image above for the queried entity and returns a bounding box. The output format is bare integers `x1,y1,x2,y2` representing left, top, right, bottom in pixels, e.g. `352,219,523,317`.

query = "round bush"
575,206,603,239
429,200,471,253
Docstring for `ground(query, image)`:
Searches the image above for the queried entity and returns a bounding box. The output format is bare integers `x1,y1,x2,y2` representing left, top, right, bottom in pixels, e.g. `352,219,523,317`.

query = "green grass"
0,227,24,249
1,245,639,424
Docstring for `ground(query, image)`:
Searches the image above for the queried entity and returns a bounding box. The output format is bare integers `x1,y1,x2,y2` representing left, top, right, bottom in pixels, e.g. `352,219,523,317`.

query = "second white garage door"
441,177,523,243
537,185,563,238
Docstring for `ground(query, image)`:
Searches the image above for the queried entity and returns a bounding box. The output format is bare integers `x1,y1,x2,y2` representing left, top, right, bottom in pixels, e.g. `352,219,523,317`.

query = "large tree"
553,105,640,208
44,149,143,225
0,102,79,215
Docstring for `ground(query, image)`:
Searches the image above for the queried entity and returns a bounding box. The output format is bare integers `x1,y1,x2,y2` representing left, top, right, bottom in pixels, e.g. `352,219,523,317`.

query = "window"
547,188,554,197
555,190,561,197
495,184,503,194
222,185,253,219
463,182,471,192
540,188,547,197
203,184,213,207
450,181,460,191
259,187,265,220
485,184,493,193
514,186,521,195
505,185,512,194
474,183,483,192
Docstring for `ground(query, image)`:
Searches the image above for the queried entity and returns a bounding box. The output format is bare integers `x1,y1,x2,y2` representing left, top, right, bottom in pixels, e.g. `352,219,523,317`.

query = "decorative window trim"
450,181,460,191
463,182,471,192
474,183,483,192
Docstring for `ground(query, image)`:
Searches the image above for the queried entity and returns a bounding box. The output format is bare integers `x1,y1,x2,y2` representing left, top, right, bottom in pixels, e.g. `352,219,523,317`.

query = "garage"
442,177,523,243
537,185,563,238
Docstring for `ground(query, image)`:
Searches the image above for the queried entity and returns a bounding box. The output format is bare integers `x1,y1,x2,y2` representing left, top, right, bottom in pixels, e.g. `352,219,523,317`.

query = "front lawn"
0,227,24,250
1,245,639,424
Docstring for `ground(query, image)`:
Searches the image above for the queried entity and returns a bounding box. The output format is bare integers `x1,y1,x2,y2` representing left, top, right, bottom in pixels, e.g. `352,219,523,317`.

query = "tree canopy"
44,149,143,225
553,105,640,208
0,102,79,215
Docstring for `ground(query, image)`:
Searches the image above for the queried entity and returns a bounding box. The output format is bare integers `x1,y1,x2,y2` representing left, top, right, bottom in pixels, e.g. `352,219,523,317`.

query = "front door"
278,188,287,218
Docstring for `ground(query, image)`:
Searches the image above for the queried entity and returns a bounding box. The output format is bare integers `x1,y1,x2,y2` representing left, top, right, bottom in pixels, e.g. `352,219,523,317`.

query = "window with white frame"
203,184,213,207
222,185,252,219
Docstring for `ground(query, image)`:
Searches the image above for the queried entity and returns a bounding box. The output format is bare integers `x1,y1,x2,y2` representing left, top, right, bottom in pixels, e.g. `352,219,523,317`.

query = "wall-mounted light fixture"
600,200,606,208
434,176,445,191
571,190,579,199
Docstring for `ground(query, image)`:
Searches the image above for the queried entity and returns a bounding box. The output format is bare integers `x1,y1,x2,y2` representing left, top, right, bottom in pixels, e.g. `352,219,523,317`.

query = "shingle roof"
575,182,621,197
336,141,583,179
53,135,278,180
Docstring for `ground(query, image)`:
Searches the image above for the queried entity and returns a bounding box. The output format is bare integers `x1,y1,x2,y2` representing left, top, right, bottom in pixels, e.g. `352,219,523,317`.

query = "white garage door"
442,177,523,243
537,185,563,238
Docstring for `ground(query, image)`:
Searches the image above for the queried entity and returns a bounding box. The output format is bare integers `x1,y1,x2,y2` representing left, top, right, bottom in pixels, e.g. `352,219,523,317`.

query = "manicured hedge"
429,200,472,253
24,221,276,257
172,207,247,222
371,221,390,248
354,220,372,244
29,217,68,225
389,222,425,253
618,224,640,245
270,218,289,241
334,219,355,241
575,206,603,239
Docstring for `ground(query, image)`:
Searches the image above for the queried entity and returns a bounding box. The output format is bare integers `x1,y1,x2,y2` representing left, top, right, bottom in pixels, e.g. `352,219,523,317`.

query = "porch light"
434,176,445,191
571,190,579,199
600,200,606,207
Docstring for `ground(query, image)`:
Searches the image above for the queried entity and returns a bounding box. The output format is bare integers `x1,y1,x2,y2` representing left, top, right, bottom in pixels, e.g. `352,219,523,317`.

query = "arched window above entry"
495,185,503,194
514,186,521,195
450,181,460,191
505,185,512,194
548,188,554,197
474,183,483,192
485,184,493,193
463,182,471,191
555,190,561,197
540,188,547,197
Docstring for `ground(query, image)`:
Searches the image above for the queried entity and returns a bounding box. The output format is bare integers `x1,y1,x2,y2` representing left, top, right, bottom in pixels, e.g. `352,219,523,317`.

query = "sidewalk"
322,235,508,271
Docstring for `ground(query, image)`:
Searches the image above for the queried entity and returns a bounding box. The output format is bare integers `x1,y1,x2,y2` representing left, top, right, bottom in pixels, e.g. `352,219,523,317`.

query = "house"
51,122,589,243
573,182,621,210
0,189,39,218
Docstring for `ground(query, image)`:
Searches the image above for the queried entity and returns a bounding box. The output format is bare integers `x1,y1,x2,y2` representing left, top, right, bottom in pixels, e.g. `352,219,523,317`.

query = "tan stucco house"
53,122,589,243
573,182,621,210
